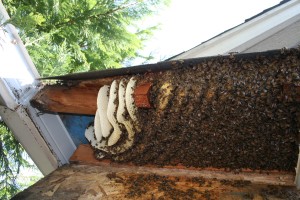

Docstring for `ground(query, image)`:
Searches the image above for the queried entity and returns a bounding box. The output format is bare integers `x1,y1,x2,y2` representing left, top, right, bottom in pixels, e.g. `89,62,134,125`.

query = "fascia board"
27,106,77,165
173,0,300,59
0,106,58,175
0,2,39,78
0,79,18,109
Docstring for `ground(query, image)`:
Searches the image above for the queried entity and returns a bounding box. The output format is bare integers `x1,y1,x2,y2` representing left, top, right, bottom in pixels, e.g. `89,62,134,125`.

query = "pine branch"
48,1,139,30
24,29,60,47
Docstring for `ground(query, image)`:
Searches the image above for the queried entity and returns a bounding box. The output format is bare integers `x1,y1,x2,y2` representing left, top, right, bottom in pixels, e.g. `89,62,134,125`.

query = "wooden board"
69,144,296,187
12,147,300,199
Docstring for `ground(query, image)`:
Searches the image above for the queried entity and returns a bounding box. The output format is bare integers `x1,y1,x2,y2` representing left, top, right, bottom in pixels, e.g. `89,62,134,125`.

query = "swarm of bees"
90,48,300,171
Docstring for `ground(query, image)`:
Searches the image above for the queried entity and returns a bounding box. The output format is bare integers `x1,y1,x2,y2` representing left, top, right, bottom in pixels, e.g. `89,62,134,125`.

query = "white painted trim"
0,2,39,108
27,106,77,165
0,2,76,175
0,79,18,109
0,106,58,175
172,0,300,59
0,2,39,78
231,14,300,53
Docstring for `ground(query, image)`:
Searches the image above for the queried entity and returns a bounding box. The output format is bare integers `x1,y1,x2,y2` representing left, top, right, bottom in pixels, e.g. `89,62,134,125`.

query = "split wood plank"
69,144,296,187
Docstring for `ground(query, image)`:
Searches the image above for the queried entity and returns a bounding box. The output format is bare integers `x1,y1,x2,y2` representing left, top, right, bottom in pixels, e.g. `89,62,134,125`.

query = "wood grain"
31,85,99,115
31,78,152,115
12,145,299,199
70,144,296,187
134,82,152,108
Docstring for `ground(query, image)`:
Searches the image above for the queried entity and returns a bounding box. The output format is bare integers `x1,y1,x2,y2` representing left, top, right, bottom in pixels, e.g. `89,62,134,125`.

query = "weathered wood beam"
31,78,152,115
12,144,299,199
31,78,117,115
12,161,300,200
70,144,296,187
31,85,99,115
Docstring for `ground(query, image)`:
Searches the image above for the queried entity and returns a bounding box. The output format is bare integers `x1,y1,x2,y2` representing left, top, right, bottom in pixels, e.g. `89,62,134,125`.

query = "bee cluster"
102,49,300,171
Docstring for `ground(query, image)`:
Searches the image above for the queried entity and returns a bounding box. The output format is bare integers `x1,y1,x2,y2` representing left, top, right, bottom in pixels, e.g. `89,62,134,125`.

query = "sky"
136,0,281,64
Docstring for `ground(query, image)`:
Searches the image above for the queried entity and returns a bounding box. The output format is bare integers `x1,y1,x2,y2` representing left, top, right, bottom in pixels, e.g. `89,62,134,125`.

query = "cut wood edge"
30,86,99,115
70,144,296,186
134,82,152,108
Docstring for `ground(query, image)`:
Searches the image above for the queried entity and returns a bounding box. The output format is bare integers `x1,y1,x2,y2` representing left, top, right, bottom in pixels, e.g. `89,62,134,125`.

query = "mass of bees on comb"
89,48,300,172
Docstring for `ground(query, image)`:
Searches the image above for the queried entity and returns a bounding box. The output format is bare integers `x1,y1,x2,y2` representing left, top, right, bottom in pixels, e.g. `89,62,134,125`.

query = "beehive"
90,49,300,173
30,49,300,198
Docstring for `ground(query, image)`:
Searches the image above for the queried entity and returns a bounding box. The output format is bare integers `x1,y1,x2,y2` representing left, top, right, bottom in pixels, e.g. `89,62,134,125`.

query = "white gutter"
0,2,76,175
173,0,300,59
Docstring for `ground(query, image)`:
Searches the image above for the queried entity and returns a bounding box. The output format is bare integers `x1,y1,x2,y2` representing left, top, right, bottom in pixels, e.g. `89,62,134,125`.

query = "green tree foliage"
2,0,169,77
0,121,33,199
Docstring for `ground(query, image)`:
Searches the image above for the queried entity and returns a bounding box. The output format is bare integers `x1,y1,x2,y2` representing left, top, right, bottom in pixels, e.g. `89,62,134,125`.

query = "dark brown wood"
69,144,296,186
31,81,300,115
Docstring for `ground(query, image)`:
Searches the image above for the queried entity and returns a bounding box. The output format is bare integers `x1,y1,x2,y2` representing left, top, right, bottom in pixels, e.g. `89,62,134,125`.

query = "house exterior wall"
231,14,300,53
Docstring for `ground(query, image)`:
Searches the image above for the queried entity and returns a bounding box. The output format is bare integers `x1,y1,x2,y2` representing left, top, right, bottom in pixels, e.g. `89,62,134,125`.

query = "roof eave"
171,0,300,60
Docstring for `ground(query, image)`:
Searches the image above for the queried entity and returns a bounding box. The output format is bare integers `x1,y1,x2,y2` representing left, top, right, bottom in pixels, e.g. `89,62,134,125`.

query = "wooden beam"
70,144,296,186
31,77,118,115
69,144,103,165
31,85,99,115
14,144,299,199
30,49,300,115
31,79,152,115
12,162,300,200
